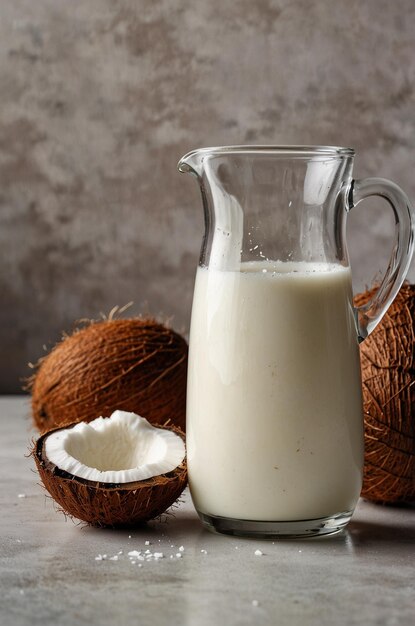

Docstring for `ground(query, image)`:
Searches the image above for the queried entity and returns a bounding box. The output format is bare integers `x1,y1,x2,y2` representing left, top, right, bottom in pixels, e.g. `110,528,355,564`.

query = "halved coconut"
33,410,187,527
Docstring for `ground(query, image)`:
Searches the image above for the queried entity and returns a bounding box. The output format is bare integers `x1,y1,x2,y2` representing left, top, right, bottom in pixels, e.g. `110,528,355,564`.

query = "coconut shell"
29,319,188,433
355,283,414,504
33,423,187,527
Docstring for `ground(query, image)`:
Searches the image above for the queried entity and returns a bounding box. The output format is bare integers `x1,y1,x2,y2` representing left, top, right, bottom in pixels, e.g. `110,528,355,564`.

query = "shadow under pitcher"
178,145,414,538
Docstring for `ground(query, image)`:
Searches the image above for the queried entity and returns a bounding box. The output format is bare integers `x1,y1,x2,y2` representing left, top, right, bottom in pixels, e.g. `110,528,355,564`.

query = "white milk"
187,261,364,521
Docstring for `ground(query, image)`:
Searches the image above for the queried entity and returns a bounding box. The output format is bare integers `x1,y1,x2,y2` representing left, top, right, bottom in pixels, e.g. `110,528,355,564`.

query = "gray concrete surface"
1,1,415,391
1,397,414,626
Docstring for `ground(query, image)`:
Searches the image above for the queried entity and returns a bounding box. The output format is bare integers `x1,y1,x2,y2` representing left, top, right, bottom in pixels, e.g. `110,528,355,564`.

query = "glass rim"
180,144,355,160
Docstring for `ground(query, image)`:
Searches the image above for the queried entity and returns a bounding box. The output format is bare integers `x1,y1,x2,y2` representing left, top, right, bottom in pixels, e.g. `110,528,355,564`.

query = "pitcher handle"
346,177,415,341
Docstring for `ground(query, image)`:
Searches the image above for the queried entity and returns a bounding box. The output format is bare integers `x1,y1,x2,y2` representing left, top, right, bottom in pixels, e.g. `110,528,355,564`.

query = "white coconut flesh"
44,410,185,484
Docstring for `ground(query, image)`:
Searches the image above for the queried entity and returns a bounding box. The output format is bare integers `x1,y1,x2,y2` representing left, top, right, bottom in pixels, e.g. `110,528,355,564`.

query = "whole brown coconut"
33,422,187,528
355,283,414,504
29,319,188,433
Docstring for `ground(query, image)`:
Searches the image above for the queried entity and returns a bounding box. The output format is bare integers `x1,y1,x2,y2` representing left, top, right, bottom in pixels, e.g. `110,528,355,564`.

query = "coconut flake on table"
128,550,142,558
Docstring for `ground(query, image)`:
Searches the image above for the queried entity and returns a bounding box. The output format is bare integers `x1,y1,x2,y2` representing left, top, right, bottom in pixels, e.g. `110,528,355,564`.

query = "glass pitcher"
178,146,414,538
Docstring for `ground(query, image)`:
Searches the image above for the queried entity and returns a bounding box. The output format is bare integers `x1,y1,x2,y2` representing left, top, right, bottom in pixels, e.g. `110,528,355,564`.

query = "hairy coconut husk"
28,318,188,433
355,283,414,504
33,423,187,527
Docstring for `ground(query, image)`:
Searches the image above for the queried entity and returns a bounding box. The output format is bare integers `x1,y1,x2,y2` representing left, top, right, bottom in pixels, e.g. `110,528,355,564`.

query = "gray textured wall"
1,0,414,392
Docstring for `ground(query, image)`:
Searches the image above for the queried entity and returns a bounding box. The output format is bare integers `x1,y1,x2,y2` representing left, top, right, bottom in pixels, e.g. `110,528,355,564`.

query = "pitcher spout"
177,149,204,177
